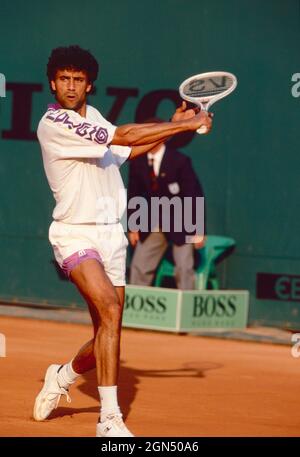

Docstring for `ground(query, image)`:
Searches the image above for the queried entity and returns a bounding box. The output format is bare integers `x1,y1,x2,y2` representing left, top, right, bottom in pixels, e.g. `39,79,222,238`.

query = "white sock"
98,386,121,422
57,360,80,390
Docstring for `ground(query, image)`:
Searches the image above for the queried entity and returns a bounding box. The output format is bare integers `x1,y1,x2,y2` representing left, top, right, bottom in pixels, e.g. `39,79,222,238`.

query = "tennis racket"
179,71,237,134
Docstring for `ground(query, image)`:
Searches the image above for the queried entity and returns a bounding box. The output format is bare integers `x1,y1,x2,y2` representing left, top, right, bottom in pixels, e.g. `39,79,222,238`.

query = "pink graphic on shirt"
47,103,62,110
45,106,108,144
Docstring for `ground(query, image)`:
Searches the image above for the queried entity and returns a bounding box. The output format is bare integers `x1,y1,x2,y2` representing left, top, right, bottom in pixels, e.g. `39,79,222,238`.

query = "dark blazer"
128,146,205,246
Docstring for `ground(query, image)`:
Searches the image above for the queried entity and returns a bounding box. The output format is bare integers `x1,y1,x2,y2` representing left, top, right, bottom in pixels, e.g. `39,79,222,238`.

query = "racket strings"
184,87,231,97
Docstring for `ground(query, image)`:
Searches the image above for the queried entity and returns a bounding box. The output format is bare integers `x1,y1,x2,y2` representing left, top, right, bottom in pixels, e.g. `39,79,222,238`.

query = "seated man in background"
128,122,205,290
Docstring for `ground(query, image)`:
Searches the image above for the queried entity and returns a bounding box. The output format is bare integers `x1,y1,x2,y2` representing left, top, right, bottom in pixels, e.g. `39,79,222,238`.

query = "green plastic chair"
154,235,236,290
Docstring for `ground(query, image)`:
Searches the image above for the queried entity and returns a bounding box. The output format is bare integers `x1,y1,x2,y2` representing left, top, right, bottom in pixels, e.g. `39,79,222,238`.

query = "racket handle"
197,125,208,134
196,107,209,134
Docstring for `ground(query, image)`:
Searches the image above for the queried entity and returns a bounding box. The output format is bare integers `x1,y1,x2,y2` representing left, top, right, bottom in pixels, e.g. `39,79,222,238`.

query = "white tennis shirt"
37,104,131,224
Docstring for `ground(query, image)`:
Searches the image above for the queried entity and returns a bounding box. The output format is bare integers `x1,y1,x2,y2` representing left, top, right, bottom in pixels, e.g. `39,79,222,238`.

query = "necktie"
148,157,159,192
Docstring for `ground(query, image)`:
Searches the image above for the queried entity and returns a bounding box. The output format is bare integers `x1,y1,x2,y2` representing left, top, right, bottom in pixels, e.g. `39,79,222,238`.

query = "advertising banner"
123,286,249,332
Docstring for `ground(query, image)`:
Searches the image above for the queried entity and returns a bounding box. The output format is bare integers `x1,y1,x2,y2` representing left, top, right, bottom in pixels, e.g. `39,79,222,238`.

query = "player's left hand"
171,101,200,122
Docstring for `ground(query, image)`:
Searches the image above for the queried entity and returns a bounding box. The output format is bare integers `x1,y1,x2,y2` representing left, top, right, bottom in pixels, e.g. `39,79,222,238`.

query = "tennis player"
33,45,212,437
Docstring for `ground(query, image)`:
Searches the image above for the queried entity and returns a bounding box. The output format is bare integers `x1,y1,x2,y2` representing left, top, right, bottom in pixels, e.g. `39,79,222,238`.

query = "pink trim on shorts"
61,249,102,278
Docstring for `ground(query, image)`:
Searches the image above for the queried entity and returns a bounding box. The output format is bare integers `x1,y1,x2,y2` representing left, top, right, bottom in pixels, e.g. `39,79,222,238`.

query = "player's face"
50,69,92,112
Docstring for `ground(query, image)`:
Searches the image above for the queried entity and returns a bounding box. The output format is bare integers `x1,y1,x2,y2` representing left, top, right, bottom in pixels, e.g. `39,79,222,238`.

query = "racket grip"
197,125,208,134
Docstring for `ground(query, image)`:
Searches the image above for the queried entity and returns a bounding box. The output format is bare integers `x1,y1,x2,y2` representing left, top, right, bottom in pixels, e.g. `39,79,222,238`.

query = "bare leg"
71,339,95,374
72,286,125,376
32,259,127,425
71,295,99,374
69,259,124,386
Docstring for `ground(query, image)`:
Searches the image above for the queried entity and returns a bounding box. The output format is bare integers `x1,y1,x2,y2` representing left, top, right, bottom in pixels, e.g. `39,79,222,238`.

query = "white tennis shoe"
96,413,134,437
33,364,71,421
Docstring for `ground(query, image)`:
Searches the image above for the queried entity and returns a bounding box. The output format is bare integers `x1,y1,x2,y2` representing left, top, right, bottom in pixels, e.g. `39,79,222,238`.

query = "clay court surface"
0,315,299,437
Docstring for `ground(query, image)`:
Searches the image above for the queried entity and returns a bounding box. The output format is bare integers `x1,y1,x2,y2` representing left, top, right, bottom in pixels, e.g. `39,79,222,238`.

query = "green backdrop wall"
0,0,299,328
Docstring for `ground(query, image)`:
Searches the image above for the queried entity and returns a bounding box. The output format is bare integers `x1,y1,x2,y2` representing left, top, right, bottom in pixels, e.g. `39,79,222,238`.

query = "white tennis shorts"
49,220,128,286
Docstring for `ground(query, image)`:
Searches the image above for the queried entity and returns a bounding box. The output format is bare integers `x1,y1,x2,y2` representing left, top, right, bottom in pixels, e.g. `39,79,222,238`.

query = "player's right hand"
193,110,213,134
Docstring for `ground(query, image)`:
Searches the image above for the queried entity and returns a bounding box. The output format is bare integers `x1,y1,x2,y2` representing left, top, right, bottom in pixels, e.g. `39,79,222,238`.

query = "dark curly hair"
47,45,99,93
